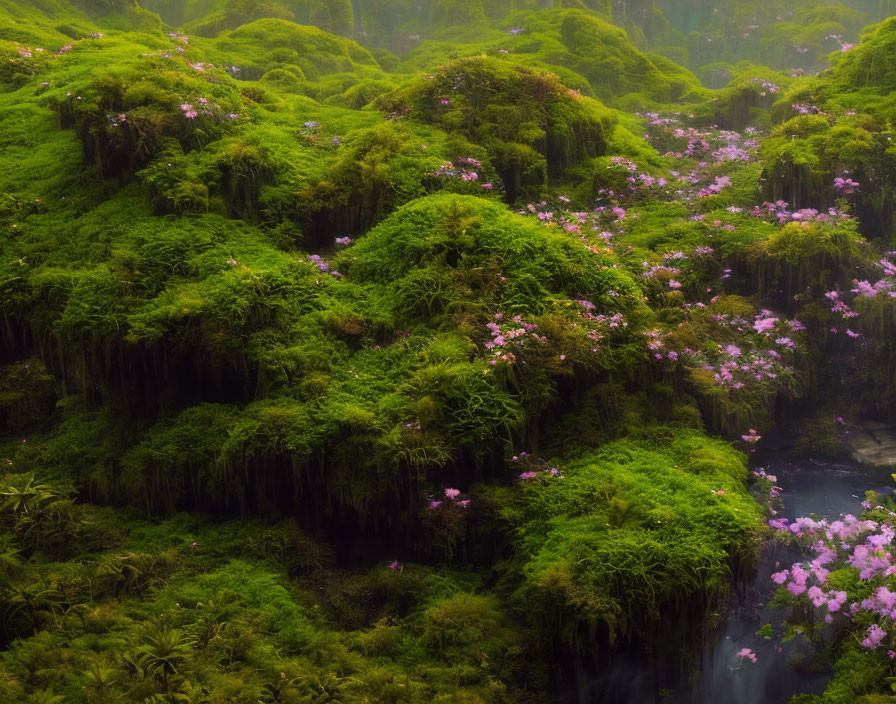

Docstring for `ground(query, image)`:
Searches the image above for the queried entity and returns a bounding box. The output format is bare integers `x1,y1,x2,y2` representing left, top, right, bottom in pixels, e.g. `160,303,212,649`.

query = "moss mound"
489,427,762,647
378,55,617,197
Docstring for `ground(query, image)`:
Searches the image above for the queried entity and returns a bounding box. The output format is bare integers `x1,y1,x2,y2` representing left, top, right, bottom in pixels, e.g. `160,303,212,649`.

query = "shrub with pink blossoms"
768,504,896,653
422,487,472,558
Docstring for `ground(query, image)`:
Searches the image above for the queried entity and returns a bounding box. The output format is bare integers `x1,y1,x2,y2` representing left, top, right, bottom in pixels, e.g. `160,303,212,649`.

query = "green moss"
395,8,706,108
377,56,617,196
488,427,762,647
4,1,892,699
340,193,641,317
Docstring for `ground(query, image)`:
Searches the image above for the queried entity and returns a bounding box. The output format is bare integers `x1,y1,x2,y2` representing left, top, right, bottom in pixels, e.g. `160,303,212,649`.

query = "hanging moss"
0,358,56,434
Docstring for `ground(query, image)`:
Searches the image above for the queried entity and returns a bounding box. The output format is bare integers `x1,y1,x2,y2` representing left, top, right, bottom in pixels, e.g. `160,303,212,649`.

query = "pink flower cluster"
308,254,342,279
178,98,238,123
750,200,851,225
511,453,565,481
428,487,470,509
770,509,896,644
637,114,759,164
696,175,731,198
833,176,860,194
736,648,757,663
485,313,546,366
741,429,761,443
750,78,780,95
432,158,481,182
752,468,782,499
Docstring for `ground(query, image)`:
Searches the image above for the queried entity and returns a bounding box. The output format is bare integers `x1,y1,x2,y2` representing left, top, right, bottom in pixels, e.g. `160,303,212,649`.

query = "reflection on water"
569,456,891,704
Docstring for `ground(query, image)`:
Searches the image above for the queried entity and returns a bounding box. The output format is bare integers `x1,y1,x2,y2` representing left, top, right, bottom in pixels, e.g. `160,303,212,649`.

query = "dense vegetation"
2,0,896,702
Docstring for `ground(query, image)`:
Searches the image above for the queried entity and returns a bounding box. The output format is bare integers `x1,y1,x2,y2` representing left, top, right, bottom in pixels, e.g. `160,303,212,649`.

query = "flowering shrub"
768,498,896,655
638,113,760,163
421,486,471,559
750,78,780,95
823,255,896,335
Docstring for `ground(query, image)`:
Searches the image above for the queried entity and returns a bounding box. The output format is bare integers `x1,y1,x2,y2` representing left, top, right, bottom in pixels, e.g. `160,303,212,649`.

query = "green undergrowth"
0,497,539,703
483,427,763,649
0,418,766,702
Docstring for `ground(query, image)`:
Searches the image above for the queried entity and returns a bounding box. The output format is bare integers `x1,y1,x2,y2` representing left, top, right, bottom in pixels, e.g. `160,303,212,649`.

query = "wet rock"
845,422,896,468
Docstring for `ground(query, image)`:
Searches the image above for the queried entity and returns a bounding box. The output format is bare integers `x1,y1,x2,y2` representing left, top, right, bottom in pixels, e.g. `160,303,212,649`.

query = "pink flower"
808,586,826,607
741,429,761,443
827,591,847,613
787,581,807,596
862,624,886,649
736,648,757,663
753,316,779,333
389,560,400,570
444,488,460,500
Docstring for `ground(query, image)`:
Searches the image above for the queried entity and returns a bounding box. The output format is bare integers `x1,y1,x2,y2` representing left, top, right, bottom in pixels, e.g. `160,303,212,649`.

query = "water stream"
573,454,894,704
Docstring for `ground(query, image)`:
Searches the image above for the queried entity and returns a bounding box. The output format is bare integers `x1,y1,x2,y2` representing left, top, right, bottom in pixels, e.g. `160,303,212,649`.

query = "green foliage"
394,8,705,108
0,359,55,434
0,510,536,703
3,1,892,701
341,193,639,315
377,55,617,196
489,427,763,646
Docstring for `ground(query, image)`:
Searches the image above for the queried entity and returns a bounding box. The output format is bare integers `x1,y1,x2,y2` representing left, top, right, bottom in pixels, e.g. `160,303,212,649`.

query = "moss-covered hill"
2,1,896,702
389,8,707,108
